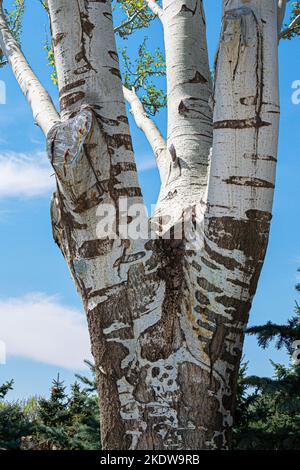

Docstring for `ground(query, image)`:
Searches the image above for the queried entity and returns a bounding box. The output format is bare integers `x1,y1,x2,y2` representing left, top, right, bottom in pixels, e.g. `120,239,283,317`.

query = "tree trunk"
0,0,281,451
46,0,279,450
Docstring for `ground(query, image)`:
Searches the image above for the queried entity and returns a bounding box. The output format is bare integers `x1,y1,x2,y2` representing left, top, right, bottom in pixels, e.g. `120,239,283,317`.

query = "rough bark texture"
0,0,282,450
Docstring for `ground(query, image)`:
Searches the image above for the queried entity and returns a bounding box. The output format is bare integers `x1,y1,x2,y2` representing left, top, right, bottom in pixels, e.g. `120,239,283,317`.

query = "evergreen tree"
30,370,100,450
75,360,97,393
234,275,300,449
0,380,33,450
33,374,72,449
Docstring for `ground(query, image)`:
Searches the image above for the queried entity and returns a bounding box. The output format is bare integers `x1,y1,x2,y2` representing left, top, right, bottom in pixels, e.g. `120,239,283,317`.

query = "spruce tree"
0,380,33,450
234,273,300,449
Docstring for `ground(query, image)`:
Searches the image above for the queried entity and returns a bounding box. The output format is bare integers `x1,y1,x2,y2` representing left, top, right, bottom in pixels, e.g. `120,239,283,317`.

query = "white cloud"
0,293,91,370
135,153,157,172
0,151,54,198
0,149,158,200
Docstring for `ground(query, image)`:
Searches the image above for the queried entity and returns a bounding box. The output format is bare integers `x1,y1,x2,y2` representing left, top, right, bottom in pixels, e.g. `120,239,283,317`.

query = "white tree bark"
0,0,283,451
123,86,167,182
155,0,213,233
145,0,164,19
200,0,280,446
0,1,59,135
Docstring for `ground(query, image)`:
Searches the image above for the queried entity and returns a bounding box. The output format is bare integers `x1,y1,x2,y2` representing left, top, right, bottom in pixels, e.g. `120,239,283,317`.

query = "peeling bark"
0,0,282,451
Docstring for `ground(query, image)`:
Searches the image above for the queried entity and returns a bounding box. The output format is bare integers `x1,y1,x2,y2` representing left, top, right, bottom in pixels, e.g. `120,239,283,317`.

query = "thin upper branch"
145,0,164,20
114,6,147,34
278,0,288,34
123,86,166,180
280,13,300,39
0,1,59,135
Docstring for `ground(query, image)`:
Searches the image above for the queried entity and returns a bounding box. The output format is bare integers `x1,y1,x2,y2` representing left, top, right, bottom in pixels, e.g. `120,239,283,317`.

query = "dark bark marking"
103,12,113,21
79,11,95,37
188,70,208,84
206,216,270,259
117,115,129,124
168,144,177,163
201,257,221,271
223,176,274,189
112,162,137,176
240,96,257,106
60,91,85,110
109,68,122,79
95,113,120,127
108,50,119,62
179,1,198,16
78,238,114,259
215,295,251,323
113,251,146,268
178,362,226,449
227,278,249,289
204,240,244,272
53,32,66,46
59,79,86,97
178,97,212,120
245,209,272,222
213,118,271,129
197,277,222,293
140,239,186,362
73,184,104,213
106,133,133,151
243,152,277,163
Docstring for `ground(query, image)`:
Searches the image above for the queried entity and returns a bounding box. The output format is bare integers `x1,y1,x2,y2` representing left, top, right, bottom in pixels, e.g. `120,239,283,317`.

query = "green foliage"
75,359,97,393
233,276,300,450
121,38,166,115
114,0,156,39
0,380,33,450
44,39,58,86
281,1,300,39
114,1,166,115
0,362,100,450
247,317,300,354
38,0,166,115
32,372,100,450
0,379,13,399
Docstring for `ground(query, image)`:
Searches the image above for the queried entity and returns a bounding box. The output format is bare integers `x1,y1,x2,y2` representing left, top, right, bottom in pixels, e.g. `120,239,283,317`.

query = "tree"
29,374,100,450
0,0,296,450
233,274,300,449
0,380,33,449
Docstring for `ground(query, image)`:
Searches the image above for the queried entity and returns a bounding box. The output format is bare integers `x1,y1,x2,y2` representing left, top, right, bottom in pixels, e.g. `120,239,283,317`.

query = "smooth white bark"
0,1,59,135
199,1,280,446
123,86,167,182
156,0,213,232
278,0,288,33
145,0,164,19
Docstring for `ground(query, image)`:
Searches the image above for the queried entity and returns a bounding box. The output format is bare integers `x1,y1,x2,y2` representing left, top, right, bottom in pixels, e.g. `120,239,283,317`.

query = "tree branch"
123,86,167,180
114,6,147,34
154,0,212,229
0,0,59,135
145,0,163,20
279,13,300,39
278,0,288,34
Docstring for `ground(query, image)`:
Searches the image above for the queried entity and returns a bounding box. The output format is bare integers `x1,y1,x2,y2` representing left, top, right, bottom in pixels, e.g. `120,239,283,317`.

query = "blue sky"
0,1,299,400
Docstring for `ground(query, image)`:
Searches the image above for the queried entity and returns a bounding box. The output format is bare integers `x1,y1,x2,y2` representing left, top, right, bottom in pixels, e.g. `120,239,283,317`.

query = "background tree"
0,365,100,450
0,380,33,450
233,274,300,449
0,0,297,450
29,372,100,450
